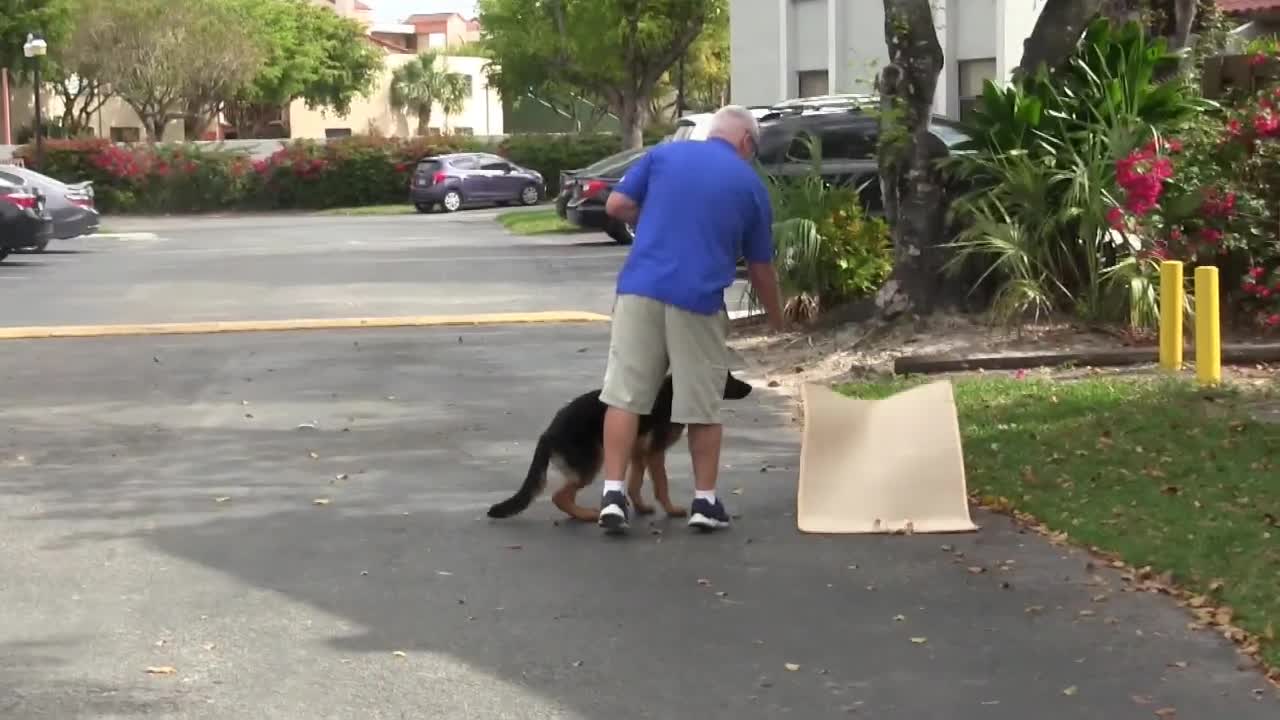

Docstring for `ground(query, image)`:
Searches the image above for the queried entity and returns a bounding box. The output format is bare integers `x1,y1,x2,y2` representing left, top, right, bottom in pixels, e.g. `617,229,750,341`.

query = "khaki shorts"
600,293,729,425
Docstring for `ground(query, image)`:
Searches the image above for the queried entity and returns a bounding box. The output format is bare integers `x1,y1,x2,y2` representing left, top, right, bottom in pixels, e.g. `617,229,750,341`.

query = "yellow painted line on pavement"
0,311,612,340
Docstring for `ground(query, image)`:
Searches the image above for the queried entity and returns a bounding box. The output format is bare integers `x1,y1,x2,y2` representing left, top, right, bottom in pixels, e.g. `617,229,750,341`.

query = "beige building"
1,1,501,145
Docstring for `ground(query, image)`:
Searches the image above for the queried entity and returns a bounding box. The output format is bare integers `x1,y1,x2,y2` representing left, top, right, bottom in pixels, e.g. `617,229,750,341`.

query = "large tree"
1017,0,1202,78
0,0,73,77
873,0,949,317
478,0,723,149
224,0,381,138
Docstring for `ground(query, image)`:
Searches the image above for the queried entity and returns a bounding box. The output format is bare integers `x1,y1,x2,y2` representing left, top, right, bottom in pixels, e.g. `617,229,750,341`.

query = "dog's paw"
664,505,688,518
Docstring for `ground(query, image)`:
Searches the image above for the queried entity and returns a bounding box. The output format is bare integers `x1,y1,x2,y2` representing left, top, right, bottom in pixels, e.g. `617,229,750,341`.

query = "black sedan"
0,177,54,259
563,145,653,245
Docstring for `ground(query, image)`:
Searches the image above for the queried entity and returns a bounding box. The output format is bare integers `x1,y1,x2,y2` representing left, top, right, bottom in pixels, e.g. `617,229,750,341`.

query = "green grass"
838,375,1280,669
497,208,584,235
317,204,417,216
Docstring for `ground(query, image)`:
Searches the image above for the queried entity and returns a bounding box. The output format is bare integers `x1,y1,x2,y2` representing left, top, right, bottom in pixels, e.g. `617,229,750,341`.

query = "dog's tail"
486,433,552,519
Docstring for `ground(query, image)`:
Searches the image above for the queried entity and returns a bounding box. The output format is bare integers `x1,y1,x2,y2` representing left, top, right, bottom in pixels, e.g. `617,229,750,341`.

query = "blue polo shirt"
611,138,774,315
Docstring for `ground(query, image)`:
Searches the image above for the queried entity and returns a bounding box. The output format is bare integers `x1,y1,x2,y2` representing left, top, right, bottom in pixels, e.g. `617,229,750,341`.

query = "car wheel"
441,190,463,213
0,250,8,262
414,202,434,214
519,184,541,206
606,221,635,246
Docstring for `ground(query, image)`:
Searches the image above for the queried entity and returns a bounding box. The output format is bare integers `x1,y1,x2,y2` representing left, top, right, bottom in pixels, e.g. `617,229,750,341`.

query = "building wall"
729,0,1043,119
288,52,504,139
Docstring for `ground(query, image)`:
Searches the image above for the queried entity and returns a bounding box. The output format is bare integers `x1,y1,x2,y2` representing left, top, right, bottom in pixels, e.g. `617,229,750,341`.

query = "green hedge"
17,132,638,214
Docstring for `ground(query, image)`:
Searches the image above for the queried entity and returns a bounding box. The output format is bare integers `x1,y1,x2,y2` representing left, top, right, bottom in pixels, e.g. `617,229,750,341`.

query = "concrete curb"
0,311,612,340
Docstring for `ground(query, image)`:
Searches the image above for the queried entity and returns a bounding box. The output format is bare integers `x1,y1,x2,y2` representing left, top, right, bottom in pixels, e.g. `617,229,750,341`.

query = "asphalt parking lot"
0,210,1275,719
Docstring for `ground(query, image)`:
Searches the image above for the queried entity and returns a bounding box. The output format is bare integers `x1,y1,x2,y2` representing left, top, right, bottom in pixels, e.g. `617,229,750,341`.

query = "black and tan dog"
487,372,753,522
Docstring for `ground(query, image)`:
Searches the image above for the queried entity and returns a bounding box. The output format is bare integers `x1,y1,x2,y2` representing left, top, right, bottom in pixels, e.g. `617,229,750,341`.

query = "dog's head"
722,371,753,401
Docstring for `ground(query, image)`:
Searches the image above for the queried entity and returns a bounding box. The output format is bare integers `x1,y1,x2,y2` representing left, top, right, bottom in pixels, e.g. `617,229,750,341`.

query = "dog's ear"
722,370,753,400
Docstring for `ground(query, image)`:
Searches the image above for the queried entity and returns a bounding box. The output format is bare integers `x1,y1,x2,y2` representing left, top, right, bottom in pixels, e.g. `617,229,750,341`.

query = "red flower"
1166,138,1183,153
1267,314,1280,328
1244,281,1260,294
1198,227,1223,244
1250,266,1266,279
1251,53,1270,67
1106,206,1126,229
1227,118,1243,137
1254,112,1280,137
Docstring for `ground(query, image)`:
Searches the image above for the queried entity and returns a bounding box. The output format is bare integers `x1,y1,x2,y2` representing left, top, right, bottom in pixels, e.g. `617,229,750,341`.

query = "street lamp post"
23,34,48,169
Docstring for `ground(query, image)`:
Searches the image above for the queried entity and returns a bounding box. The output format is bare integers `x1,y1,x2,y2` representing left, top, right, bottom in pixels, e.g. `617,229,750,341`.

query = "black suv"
754,106,971,214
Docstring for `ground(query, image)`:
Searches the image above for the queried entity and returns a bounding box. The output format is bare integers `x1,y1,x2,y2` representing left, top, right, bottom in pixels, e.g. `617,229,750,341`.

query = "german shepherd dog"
487,372,753,522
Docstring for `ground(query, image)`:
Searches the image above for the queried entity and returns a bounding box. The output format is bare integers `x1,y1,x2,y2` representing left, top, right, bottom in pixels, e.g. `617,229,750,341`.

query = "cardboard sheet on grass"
798,381,978,534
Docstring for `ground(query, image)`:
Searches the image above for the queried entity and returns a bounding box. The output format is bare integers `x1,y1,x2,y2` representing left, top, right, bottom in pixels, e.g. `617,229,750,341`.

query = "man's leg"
666,306,732,531
598,294,668,533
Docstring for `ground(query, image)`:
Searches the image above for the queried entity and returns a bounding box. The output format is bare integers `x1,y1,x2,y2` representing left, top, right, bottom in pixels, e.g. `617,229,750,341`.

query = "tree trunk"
416,107,432,136
1170,0,1197,50
618,95,647,150
1016,0,1106,78
875,0,951,318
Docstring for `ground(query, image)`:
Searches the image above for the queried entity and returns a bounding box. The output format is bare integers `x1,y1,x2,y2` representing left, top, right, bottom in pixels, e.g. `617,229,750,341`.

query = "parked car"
0,177,54,259
0,165,99,242
409,152,544,213
670,106,774,142
753,105,971,214
562,145,658,245
555,146,649,220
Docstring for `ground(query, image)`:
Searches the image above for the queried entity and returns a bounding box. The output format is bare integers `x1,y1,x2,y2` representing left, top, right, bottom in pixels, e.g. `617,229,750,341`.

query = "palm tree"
389,51,472,135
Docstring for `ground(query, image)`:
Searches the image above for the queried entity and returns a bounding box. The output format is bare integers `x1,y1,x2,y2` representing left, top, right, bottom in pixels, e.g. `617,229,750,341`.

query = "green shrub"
20,132,633,213
496,133,624,192
946,17,1207,329
751,135,893,321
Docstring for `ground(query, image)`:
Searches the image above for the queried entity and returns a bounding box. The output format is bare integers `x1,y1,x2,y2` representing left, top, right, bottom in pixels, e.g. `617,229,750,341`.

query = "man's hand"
746,261,787,333
605,191,640,225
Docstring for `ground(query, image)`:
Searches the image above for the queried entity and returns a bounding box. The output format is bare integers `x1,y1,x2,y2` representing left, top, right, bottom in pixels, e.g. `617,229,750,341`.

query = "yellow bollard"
1159,260,1184,371
1194,266,1222,386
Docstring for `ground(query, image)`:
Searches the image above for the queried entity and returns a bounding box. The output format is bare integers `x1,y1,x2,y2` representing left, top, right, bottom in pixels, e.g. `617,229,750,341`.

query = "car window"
785,131,816,161
416,160,443,175
672,122,696,142
480,161,510,171
0,170,24,185
450,156,478,170
819,127,877,160
929,122,970,147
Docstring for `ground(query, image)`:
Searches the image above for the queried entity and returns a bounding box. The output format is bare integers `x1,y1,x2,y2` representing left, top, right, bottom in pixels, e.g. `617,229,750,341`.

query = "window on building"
428,32,446,47
797,69,829,99
457,74,474,97
958,58,997,122
325,128,352,138
110,126,141,143
454,126,474,136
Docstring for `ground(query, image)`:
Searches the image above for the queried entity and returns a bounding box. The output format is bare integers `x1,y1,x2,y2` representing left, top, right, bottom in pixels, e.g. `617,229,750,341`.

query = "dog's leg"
548,462,599,522
626,450,656,516
650,424,687,517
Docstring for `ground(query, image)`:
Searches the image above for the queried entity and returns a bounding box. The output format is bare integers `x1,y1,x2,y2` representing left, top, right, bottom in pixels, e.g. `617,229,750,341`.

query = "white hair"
707,104,760,146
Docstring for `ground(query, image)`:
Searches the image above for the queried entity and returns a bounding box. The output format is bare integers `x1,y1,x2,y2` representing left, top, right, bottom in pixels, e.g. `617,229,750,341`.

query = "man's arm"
744,185,786,332
606,150,653,226
605,191,639,225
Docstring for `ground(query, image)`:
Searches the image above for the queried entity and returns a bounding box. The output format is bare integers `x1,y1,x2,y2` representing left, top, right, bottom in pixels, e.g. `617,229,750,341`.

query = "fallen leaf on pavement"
1154,709,1177,718
504,544,523,550
308,451,319,459
335,473,349,481
392,651,407,658
697,578,712,587
1078,610,1096,618
1062,686,1078,696
297,422,318,430
784,663,800,672
214,496,231,503
967,566,986,574
436,571,453,576
910,637,927,644
1025,605,1045,614
1168,661,1188,669
731,488,744,495
1131,694,1153,705
312,498,331,506
145,666,177,675
202,643,216,651
893,614,906,622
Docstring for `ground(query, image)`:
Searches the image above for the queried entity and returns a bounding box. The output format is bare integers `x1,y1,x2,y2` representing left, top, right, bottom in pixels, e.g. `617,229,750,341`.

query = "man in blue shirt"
596,105,785,535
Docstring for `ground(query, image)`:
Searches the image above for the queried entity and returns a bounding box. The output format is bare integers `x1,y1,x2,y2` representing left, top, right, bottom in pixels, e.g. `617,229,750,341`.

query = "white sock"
603,480,624,496
695,489,716,503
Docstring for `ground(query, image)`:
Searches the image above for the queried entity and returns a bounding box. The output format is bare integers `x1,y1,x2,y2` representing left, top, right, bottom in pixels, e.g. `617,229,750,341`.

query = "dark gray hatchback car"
409,152,544,213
